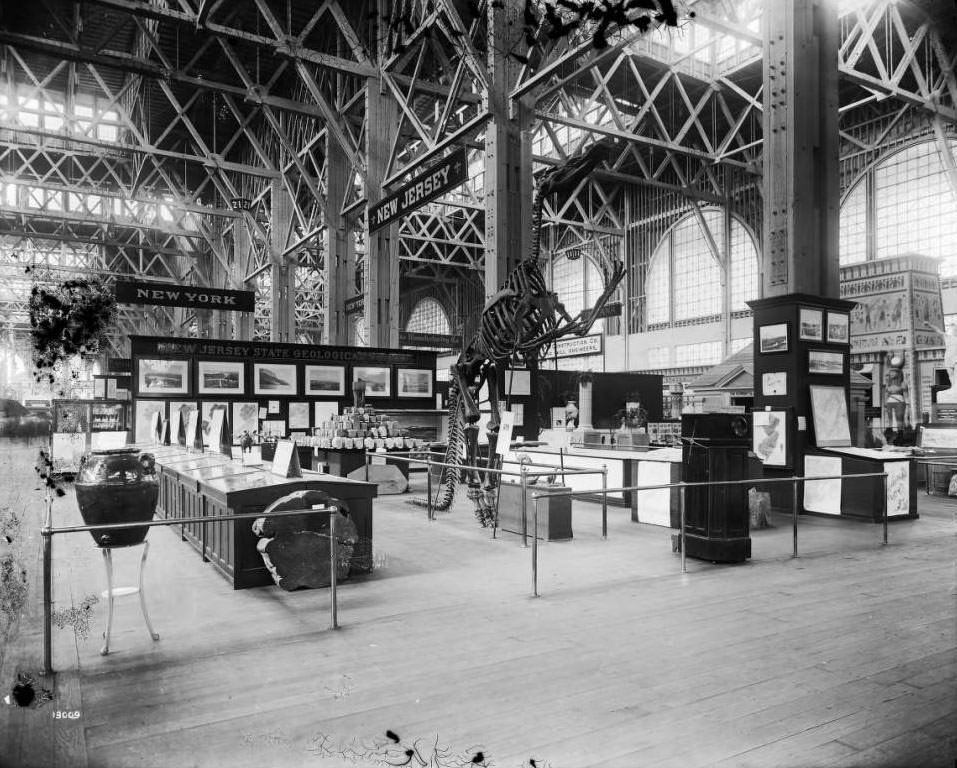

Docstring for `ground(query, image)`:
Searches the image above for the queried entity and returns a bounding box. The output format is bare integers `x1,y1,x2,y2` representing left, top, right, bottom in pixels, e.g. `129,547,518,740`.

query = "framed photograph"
808,350,844,375
304,365,345,396
827,312,850,343
288,401,311,430
253,363,298,396
352,366,391,398
762,371,787,397
809,385,851,447
232,402,259,443
759,323,789,353
53,401,90,434
396,368,433,398
799,308,823,341
752,409,788,467
137,357,190,395
197,361,245,395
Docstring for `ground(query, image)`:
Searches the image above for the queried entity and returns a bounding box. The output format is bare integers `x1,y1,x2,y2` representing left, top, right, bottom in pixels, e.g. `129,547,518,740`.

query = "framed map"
752,409,788,467
809,385,851,447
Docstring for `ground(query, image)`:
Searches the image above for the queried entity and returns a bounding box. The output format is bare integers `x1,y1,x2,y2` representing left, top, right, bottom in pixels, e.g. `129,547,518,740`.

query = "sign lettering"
116,280,255,312
552,334,603,359
368,147,468,232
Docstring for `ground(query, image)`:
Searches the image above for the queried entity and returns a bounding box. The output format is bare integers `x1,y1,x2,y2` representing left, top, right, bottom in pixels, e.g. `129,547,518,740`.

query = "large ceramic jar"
74,448,159,547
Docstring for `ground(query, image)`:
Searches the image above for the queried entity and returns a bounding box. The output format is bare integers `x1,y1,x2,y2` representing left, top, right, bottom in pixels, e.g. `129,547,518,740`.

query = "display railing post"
42,524,53,676
792,476,799,558
520,465,529,548
532,495,539,598
364,451,370,482
329,511,339,629
601,464,608,539
882,472,889,545
679,483,687,574
426,455,433,521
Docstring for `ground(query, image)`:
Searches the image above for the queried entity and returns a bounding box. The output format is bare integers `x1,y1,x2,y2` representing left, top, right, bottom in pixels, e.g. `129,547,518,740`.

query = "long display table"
143,446,377,589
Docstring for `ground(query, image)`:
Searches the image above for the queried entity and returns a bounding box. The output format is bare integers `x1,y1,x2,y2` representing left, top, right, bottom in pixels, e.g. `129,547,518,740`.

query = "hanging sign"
553,334,603,358
594,301,622,319
399,331,459,348
116,280,255,312
368,147,468,232
344,295,365,315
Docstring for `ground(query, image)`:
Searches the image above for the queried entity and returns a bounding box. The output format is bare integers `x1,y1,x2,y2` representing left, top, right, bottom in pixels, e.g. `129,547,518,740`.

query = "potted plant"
615,397,650,448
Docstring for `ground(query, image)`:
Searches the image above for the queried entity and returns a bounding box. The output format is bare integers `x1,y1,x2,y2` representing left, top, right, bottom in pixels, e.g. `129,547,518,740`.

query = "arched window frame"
839,137,957,272
405,297,453,336
645,207,759,326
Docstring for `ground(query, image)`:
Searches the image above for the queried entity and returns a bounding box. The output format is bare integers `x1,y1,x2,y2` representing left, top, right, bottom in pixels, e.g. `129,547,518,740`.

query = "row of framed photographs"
135,358,434,399
758,310,849,354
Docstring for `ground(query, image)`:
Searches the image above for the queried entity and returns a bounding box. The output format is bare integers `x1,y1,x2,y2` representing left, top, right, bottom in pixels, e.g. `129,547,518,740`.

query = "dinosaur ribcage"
479,261,557,361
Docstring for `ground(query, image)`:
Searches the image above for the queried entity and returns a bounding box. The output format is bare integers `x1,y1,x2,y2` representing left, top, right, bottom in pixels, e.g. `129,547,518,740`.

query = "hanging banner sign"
344,295,365,315
368,147,468,233
553,334,603,358
115,280,255,312
399,331,459,348
594,301,622,319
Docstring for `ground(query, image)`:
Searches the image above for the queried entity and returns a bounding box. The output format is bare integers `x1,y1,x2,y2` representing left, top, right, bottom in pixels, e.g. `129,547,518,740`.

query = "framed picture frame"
197,360,246,395
396,368,434,398
352,366,391,398
809,385,852,447
304,365,345,396
827,312,850,343
253,363,298,396
133,400,166,444
231,401,259,443
200,401,229,446
808,349,844,375
762,371,787,397
288,401,311,430
758,323,789,353
137,357,190,395
752,409,789,468
799,308,823,341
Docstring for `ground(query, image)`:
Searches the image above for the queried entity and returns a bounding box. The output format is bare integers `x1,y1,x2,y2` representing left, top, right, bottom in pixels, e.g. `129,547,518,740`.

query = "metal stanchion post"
532,495,539,598
521,465,529,548
792,476,799,558
601,464,608,539
679,483,687,574
329,512,338,629
882,472,888,545
42,525,53,676
365,451,370,482
426,456,433,521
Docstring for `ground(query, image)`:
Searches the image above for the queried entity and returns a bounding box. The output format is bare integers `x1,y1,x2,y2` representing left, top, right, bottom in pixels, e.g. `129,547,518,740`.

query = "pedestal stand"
99,540,160,656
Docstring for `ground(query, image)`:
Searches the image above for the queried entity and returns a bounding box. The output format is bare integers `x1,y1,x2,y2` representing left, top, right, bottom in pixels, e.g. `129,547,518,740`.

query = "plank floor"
1,438,954,768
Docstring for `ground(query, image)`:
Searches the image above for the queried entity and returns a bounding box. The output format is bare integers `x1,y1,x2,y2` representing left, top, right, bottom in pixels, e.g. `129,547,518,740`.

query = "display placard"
185,409,203,451
270,439,302,478
495,411,516,456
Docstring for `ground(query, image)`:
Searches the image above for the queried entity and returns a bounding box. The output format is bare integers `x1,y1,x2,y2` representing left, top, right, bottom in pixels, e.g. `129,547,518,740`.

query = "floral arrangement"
28,276,116,385
615,399,648,429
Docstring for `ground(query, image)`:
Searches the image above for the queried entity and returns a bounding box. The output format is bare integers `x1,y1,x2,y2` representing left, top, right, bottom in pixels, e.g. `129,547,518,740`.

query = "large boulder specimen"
252,489,358,591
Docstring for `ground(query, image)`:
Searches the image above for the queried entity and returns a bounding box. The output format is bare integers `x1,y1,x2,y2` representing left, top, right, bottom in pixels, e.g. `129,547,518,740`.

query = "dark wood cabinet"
679,414,752,562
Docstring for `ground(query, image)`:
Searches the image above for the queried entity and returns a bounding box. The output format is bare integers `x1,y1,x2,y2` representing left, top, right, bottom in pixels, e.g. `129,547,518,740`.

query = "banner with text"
116,280,255,312
368,147,468,232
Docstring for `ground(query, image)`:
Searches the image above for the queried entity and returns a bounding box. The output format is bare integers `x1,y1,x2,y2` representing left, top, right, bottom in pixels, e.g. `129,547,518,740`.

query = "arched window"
406,297,452,336
646,208,759,325
840,139,957,274
548,249,612,333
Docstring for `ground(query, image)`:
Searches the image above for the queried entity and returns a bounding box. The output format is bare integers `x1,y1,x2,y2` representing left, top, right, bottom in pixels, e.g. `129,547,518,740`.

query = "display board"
129,335,437,443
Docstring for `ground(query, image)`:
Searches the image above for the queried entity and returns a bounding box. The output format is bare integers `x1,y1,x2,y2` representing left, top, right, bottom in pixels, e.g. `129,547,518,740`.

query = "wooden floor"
1,438,954,768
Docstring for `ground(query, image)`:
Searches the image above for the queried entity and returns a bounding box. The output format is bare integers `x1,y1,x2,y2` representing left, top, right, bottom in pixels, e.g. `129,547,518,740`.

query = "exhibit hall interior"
0,1,954,766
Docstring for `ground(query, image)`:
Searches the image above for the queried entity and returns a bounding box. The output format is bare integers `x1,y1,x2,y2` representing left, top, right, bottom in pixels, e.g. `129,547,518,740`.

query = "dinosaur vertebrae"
409,382,463,511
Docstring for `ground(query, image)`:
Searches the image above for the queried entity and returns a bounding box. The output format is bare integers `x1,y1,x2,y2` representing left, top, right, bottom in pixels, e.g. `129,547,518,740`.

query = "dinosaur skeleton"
410,140,626,520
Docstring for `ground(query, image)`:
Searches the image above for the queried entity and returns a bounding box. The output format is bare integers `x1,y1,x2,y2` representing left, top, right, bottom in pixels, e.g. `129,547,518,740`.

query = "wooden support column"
270,178,296,343
324,133,356,346
364,82,400,348
484,2,532,300
762,0,840,298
